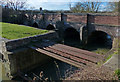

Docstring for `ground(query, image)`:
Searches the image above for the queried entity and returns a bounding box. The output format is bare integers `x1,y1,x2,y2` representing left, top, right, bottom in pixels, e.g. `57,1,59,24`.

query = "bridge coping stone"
90,23,120,27
3,31,58,51
34,13,118,16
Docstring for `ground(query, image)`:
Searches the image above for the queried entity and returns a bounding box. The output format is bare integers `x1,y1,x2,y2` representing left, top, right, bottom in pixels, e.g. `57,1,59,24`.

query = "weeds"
54,61,62,80
114,69,120,80
104,50,118,63
93,48,110,55
32,71,48,81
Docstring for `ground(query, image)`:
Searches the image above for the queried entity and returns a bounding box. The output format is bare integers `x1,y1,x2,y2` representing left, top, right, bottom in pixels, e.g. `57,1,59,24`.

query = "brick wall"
88,24,118,38
88,15,119,25
67,14,87,23
44,14,61,22
118,16,120,25
65,13,118,26
27,13,119,27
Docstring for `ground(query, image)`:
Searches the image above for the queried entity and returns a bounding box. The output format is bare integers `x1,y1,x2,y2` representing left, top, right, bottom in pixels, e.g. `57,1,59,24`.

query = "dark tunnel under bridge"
87,31,112,49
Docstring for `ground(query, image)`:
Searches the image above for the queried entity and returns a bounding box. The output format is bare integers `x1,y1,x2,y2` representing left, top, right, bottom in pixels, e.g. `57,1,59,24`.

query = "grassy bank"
0,22,48,39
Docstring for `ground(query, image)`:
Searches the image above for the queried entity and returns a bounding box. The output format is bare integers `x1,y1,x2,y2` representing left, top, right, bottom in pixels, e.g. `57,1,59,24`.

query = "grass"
93,48,110,55
0,22,49,40
118,38,120,55
105,54,113,62
103,50,118,63
115,69,120,80
103,38,120,63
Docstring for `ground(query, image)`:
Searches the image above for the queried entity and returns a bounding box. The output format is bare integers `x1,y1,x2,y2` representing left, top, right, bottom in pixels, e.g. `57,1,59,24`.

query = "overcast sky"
26,0,119,10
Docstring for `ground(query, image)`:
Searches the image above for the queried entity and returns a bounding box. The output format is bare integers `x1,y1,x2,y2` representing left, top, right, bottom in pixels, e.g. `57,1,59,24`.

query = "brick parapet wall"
66,13,87,23
62,13,119,26
46,14,61,22
88,14,119,26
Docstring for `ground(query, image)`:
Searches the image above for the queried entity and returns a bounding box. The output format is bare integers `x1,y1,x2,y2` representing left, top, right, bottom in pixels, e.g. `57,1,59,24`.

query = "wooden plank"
45,47,95,66
54,44,101,58
36,42,101,59
49,46,98,64
34,43,100,63
36,43,102,60
30,46,86,69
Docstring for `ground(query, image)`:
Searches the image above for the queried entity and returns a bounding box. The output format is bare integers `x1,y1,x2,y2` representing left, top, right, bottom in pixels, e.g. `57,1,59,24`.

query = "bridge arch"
32,22,39,28
64,27,80,41
87,30,112,48
46,24,55,30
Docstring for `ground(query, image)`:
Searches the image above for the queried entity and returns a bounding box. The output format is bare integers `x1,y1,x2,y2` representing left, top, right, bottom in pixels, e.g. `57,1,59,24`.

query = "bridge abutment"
0,31,59,79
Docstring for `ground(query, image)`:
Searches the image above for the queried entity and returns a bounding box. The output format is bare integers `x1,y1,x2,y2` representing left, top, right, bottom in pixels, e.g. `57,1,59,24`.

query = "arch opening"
64,28,81,47
87,31,112,49
32,23,39,28
46,24,55,30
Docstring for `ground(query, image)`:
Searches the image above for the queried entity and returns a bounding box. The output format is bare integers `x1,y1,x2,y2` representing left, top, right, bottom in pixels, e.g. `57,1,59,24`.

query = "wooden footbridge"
29,41,102,68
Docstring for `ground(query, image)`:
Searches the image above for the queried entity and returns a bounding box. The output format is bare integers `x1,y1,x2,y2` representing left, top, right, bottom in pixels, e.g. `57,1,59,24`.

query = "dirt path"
65,54,119,80
65,65,118,80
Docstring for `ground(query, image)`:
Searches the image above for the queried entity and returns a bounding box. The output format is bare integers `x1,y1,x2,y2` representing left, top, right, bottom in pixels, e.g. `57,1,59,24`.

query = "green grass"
106,54,113,62
118,38,120,55
0,22,49,40
114,38,120,55
93,48,110,55
118,38,120,47
104,50,118,63
115,69,120,80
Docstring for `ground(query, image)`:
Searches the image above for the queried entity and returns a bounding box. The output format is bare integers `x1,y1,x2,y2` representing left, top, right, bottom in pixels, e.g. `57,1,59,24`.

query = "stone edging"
4,31,58,50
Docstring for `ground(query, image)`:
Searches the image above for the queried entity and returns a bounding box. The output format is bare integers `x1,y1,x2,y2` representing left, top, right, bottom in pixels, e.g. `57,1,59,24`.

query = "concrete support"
80,25,85,42
81,26,88,45
81,14,90,45
1,41,12,79
112,37,118,49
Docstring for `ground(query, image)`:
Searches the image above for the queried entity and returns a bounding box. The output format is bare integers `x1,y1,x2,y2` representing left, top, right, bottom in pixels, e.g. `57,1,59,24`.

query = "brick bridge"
24,13,119,44
1,13,120,79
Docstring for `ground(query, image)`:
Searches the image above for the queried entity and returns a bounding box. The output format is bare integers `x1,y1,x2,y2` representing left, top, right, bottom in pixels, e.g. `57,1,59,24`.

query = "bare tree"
106,2,120,12
1,0,27,11
69,2,101,13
